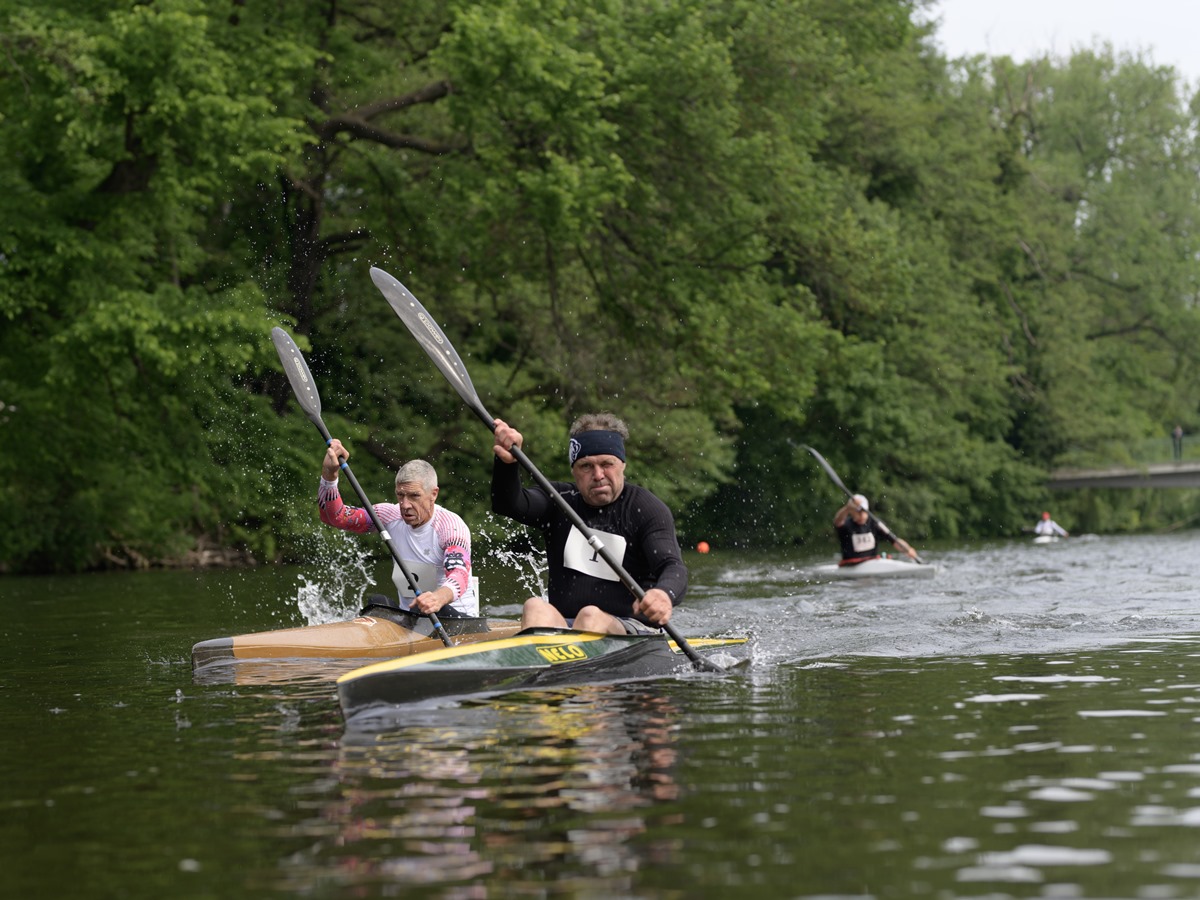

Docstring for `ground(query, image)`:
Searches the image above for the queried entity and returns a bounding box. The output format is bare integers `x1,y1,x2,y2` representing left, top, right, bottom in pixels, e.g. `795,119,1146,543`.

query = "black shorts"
617,617,659,635
563,616,659,635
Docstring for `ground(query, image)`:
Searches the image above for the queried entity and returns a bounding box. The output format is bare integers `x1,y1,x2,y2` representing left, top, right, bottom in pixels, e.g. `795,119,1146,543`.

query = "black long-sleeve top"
491,458,688,619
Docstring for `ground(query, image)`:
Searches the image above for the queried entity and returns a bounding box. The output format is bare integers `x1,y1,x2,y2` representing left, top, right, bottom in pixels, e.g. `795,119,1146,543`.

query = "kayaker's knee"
573,606,623,635
522,597,564,628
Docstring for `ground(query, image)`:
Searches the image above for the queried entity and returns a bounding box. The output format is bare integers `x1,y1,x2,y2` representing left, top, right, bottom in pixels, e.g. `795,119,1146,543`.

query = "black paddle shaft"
369,266,721,672
803,445,925,565
270,326,454,646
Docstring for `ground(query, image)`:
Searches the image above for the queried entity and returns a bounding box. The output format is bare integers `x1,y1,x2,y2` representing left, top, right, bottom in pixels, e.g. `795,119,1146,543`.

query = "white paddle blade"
369,266,492,425
271,327,322,419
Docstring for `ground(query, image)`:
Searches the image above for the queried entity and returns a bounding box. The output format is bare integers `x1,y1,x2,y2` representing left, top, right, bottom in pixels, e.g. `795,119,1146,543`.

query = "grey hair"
568,412,629,440
395,459,438,490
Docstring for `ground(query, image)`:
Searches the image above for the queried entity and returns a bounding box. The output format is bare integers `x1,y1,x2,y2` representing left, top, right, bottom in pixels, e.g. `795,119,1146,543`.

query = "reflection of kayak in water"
811,556,939,580
1032,534,1062,544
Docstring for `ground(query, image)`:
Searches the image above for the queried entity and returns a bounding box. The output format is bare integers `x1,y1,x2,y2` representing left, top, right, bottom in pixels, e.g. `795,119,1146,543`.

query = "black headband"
569,430,626,465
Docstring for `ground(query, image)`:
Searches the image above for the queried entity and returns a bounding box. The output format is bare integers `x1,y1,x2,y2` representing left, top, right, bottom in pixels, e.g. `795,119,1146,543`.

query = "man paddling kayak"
833,494,919,565
491,413,686,635
319,440,478,617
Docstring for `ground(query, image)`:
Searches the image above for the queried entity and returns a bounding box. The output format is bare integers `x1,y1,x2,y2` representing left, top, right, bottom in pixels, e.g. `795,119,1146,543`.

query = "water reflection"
783,637,1200,897
192,657,364,689
276,684,684,894
12,534,1200,898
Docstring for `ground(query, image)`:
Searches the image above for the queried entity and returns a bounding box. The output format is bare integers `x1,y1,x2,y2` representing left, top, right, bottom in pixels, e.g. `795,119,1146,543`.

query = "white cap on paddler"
852,493,869,511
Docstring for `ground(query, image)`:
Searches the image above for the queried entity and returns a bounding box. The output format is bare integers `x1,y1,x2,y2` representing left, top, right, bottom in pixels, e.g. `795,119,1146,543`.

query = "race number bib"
851,532,877,554
392,559,442,604
563,527,627,582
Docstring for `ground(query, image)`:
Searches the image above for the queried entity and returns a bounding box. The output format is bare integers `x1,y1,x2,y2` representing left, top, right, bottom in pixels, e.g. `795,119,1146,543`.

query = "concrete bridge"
1049,461,1200,489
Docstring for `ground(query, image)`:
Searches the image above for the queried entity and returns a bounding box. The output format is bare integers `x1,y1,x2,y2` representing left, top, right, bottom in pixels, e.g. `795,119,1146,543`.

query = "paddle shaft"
270,327,454,646
370,267,719,671
804,445,925,565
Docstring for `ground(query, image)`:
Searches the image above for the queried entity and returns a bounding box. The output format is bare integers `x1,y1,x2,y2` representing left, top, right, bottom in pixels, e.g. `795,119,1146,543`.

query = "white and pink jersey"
318,477,478,615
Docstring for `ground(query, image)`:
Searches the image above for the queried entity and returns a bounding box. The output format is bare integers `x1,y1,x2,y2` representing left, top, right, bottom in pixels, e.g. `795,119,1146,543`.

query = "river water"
2,531,1200,899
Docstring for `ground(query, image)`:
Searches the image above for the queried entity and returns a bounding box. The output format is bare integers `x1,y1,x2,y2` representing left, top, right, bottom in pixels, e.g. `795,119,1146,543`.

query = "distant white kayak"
1032,534,1062,544
812,556,938,580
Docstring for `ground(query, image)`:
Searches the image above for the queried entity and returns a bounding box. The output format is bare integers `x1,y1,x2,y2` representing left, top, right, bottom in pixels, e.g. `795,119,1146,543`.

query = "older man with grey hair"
318,438,477,616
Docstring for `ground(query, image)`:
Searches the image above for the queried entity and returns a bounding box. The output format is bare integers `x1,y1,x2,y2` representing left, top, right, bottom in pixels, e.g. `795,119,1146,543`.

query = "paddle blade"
272,327,323,421
369,266,494,429
804,445,852,499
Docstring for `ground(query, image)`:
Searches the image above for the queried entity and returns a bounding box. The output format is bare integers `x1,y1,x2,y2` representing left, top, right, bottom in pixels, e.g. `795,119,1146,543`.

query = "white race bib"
563,527,627,582
392,559,442,603
850,531,877,554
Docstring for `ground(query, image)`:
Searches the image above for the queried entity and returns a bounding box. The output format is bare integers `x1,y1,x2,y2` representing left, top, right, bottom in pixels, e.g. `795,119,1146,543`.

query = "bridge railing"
1058,435,1196,469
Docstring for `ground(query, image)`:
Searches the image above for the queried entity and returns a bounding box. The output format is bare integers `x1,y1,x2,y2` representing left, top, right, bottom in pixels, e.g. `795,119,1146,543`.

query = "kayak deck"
811,556,938,580
191,604,522,672
337,627,750,722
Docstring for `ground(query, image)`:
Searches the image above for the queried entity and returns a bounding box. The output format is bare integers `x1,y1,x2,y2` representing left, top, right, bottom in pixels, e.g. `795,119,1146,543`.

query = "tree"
3,1,1198,572
0,0,315,569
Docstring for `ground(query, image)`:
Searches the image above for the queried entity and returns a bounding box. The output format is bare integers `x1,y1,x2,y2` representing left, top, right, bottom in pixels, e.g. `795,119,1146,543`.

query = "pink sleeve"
432,507,472,599
317,478,394,534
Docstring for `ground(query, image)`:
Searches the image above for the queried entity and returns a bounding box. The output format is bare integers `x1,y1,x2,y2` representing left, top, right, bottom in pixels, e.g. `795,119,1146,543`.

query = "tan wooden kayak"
191,603,522,671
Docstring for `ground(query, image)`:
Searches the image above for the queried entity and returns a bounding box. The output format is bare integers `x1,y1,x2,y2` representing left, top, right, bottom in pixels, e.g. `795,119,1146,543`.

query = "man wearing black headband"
491,412,687,634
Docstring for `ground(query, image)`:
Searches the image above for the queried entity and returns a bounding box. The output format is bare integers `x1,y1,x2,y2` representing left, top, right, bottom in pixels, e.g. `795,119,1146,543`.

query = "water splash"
475,512,549,600
293,531,380,625
486,543,549,598
287,514,550,624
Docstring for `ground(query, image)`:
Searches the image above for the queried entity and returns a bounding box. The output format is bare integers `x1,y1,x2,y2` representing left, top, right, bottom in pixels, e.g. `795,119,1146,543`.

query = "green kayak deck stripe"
336,632,747,683
337,631,610,681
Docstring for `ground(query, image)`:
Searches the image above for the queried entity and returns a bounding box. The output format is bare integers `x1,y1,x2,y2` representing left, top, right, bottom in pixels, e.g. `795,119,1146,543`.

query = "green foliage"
0,0,314,571
2,0,1199,573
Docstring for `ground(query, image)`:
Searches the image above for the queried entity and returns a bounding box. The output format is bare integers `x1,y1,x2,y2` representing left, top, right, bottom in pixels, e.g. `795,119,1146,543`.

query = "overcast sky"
925,0,1199,85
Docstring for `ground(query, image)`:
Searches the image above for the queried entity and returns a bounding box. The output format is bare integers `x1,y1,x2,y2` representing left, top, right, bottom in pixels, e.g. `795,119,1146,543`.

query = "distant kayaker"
1034,511,1069,538
833,494,919,565
318,439,478,616
491,412,686,635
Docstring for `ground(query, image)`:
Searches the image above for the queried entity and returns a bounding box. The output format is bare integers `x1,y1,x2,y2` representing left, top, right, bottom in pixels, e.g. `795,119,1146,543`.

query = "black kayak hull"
337,628,749,723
